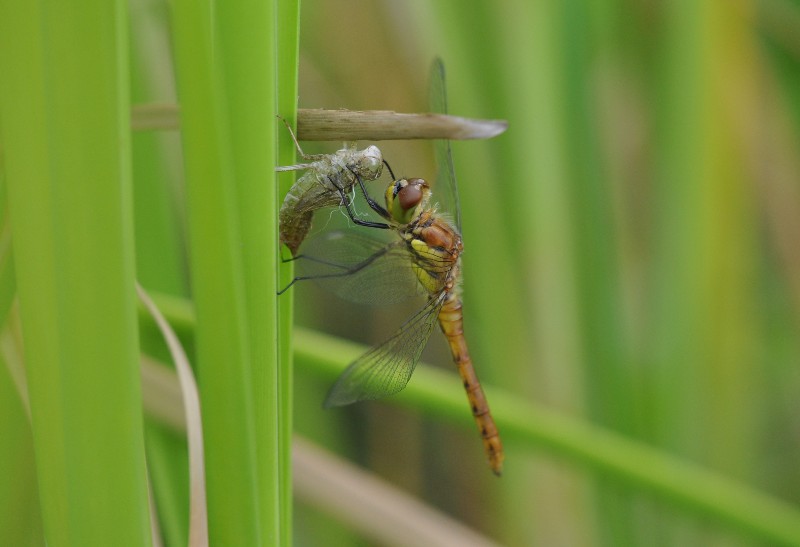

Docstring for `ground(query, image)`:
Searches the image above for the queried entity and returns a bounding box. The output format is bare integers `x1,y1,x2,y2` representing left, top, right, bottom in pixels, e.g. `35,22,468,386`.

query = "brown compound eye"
398,178,426,210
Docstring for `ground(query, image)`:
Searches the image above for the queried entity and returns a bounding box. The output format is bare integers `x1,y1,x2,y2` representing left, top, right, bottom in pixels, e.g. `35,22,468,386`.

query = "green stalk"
171,0,274,543
0,1,151,545
0,180,15,326
275,1,301,545
216,0,283,542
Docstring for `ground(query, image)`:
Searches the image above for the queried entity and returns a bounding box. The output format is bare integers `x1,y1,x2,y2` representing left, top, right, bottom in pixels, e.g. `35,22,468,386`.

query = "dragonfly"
284,59,504,475
276,117,395,255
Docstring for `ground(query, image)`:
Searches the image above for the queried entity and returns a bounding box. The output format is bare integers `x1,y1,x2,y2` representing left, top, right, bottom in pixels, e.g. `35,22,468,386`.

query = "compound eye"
398,181,423,210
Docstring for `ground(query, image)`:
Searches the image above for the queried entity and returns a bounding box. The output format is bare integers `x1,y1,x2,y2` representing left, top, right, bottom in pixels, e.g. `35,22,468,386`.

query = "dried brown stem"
131,104,508,141
296,108,507,141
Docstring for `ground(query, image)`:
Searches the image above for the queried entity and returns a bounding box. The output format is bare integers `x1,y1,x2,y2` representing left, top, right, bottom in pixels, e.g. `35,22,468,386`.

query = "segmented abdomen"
279,171,349,255
438,294,504,475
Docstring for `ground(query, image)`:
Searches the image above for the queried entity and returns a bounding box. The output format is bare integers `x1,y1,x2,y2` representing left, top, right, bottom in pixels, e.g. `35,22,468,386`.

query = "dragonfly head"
385,178,430,224
352,145,383,179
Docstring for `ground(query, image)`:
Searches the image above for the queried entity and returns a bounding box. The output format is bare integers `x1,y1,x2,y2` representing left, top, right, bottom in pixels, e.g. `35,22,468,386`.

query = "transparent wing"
323,292,446,407
295,230,427,306
429,58,461,231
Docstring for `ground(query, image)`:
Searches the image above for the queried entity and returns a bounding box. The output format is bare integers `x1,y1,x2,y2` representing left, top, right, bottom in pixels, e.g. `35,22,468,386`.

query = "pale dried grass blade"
293,436,501,547
136,283,208,547
132,104,507,141
296,109,508,141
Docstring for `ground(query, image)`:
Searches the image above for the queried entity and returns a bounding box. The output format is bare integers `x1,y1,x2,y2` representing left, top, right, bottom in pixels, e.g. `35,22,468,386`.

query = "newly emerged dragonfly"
283,60,504,475
276,118,395,255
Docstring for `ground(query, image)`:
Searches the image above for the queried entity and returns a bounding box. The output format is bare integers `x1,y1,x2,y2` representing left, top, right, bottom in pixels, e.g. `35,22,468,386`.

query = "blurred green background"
3,0,800,546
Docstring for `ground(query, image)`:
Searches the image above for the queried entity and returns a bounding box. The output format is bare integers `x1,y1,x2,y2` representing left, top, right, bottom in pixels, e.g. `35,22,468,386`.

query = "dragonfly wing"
297,230,425,306
323,293,445,407
429,58,462,231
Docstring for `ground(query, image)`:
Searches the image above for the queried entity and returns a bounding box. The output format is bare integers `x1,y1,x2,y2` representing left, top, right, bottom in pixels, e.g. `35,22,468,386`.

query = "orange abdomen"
438,295,504,475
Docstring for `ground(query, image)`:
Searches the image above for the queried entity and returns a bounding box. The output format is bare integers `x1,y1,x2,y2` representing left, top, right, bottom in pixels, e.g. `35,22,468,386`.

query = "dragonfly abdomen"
278,140,382,255
279,171,350,255
279,191,313,256
438,295,504,476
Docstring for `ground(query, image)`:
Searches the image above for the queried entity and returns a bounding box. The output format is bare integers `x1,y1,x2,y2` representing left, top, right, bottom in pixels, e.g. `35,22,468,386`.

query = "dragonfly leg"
277,115,326,161
382,159,396,180
322,173,391,230
279,246,300,264
340,194,391,229
276,242,397,294
347,168,391,221
285,253,352,270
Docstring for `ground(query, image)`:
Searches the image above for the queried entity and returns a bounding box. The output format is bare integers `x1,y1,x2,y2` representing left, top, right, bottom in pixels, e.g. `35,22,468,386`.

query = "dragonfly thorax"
330,143,383,180
350,145,383,179
419,220,461,255
405,212,462,296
